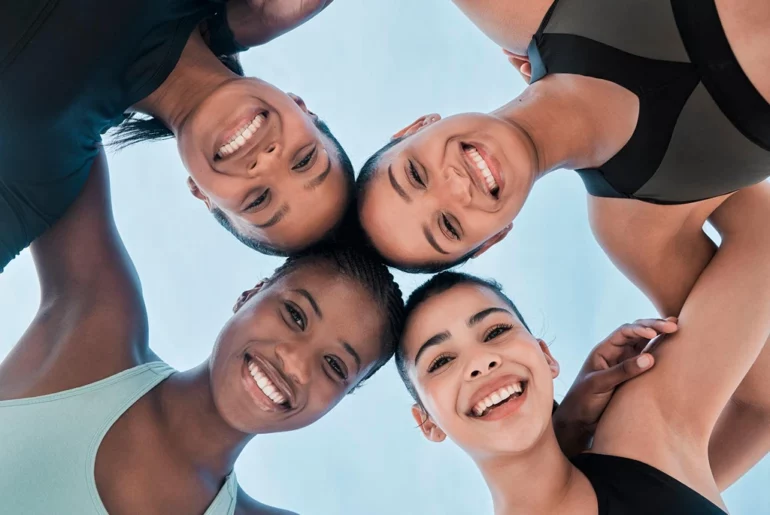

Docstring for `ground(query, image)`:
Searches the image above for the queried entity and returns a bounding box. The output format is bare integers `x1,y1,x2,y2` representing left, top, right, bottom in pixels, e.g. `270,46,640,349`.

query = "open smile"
241,353,295,413
213,109,269,161
467,377,528,422
461,143,504,199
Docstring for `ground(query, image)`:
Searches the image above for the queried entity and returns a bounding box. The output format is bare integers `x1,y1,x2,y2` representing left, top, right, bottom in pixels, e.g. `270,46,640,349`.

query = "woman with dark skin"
0,147,405,514
0,0,354,272
397,190,770,512
356,0,770,488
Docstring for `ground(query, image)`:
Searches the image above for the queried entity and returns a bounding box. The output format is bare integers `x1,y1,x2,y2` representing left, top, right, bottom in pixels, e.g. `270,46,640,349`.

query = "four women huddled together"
2,0,770,513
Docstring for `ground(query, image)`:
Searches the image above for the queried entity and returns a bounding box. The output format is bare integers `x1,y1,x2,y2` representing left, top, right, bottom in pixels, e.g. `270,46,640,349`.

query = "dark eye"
325,356,348,381
409,161,425,187
245,189,270,211
484,324,512,342
428,353,453,373
442,214,460,240
285,303,306,330
293,147,316,170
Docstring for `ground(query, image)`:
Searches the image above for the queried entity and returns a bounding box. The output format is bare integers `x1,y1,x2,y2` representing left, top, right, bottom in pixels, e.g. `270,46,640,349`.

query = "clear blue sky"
1,1,767,512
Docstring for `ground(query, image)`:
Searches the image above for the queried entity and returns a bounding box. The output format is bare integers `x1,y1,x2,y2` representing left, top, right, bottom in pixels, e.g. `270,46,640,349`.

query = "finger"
633,318,679,332
589,353,655,392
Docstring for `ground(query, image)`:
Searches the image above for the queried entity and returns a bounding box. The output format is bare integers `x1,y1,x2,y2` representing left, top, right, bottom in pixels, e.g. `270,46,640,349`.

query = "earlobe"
187,177,213,211
472,223,513,258
538,339,561,379
391,113,442,141
232,279,268,313
288,93,310,114
411,404,447,443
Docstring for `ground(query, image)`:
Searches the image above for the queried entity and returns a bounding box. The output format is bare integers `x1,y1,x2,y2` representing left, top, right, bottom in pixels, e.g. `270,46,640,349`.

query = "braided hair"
396,271,530,403
268,242,405,387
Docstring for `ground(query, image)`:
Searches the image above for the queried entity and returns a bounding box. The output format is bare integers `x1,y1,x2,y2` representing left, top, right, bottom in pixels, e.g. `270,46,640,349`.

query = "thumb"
592,353,654,393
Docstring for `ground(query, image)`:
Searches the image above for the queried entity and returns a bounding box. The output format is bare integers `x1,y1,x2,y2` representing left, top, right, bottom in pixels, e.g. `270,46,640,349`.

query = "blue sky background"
1,1,767,513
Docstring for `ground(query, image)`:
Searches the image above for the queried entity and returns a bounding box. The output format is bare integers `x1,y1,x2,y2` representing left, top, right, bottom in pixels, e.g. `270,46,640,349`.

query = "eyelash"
247,189,270,210
442,214,460,239
284,303,306,330
428,353,454,373
484,324,513,342
325,356,347,381
293,147,316,170
409,161,425,187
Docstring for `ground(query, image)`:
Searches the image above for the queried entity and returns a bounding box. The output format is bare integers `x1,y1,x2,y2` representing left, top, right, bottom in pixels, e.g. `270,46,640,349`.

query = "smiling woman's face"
358,113,537,269
401,283,559,459
177,78,350,252
208,262,386,435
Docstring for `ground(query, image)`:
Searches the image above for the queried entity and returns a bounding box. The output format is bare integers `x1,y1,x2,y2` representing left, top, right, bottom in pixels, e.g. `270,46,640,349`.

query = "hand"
553,317,678,456
502,48,532,83
244,0,334,45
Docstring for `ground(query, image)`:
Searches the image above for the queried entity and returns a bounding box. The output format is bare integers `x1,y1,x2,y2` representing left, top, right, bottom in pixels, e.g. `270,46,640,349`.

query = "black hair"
109,54,356,256
267,242,405,387
356,137,477,273
395,272,530,402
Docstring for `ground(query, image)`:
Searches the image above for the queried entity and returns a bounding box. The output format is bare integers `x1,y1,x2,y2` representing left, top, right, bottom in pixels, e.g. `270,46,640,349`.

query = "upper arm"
0,149,149,397
592,183,770,484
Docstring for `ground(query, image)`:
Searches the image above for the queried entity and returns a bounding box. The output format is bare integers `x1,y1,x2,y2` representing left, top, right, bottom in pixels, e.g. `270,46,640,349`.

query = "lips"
242,352,296,411
466,374,528,421
213,108,269,161
460,142,505,199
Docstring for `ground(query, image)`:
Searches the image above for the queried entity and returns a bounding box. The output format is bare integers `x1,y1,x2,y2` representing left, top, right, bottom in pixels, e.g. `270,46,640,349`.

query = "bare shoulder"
235,488,298,515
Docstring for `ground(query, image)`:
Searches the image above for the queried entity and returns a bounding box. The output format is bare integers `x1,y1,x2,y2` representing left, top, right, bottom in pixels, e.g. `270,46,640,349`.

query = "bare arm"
0,150,150,398
590,183,770,506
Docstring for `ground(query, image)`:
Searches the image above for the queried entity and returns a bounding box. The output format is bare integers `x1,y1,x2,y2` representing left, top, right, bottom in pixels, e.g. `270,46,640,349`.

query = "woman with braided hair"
0,154,405,514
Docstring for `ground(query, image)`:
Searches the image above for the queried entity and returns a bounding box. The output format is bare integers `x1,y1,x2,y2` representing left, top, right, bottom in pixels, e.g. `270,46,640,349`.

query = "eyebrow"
422,224,449,255
414,331,451,365
388,165,411,203
305,152,333,191
342,341,361,373
254,204,289,228
468,307,511,327
294,289,322,319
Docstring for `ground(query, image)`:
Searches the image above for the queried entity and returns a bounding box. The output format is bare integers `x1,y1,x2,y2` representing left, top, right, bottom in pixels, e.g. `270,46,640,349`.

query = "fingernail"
637,355,652,368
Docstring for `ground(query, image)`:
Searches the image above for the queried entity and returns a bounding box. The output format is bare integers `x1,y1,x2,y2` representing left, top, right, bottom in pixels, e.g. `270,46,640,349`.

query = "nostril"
249,161,257,170
489,361,498,369
471,370,480,378
266,144,276,154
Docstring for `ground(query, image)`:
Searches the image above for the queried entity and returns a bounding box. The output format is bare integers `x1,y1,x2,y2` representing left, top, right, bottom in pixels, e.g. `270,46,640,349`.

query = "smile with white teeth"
471,382,525,417
216,112,267,159
247,359,288,407
463,145,500,197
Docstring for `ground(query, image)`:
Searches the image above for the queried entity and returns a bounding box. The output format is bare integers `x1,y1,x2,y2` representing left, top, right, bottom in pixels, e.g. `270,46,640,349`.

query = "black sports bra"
527,0,770,204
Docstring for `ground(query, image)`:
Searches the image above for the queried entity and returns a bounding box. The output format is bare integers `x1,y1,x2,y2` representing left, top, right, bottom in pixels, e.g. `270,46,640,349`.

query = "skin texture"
403,205,770,512
135,12,347,253
0,151,386,514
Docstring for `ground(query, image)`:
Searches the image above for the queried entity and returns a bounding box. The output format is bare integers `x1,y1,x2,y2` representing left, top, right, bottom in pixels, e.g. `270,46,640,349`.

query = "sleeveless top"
527,0,770,205
0,362,238,514
572,453,726,514
0,0,240,272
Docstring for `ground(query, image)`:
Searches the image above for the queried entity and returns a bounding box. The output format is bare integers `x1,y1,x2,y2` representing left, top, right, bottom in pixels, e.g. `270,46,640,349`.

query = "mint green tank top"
0,362,238,514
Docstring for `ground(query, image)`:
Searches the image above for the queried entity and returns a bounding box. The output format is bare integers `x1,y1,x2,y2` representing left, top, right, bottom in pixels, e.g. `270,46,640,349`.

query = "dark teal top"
0,0,239,272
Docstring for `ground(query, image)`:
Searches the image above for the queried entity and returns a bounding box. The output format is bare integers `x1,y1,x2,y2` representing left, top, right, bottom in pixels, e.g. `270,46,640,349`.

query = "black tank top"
0,0,238,272
527,0,770,204
572,454,726,514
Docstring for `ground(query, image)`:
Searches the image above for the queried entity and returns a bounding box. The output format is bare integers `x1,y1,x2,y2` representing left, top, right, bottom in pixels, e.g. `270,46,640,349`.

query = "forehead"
403,283,512,358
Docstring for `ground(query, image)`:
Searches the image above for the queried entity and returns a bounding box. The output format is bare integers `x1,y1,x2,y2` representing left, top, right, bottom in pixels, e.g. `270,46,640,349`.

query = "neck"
491,80,606,179
133,30,238,136
156,362,254,482
476,428,578,515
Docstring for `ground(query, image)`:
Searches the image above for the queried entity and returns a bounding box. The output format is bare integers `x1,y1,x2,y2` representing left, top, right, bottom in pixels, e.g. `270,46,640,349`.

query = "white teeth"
247,360,287,406
464,146,499,195
216,113,267,158
472,382,524,417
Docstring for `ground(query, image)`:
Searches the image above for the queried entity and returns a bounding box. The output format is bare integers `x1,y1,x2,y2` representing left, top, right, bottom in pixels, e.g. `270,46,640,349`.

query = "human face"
359,113,537,268
209,263,385,434
178,78,349,251
402,283,558,459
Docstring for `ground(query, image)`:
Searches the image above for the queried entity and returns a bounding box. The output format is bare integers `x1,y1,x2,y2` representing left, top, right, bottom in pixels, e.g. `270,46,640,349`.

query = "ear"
538,339,560,379
233,279,269,313
472,223,513,258
391,113,442,141
411,404,446,443
187,177,213,211
288,92,318,119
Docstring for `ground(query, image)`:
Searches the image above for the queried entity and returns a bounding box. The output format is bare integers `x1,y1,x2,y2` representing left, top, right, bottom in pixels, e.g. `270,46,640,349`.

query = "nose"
464,351,501,381
245,141,280,177
439,166,472,206
275,341,311,386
